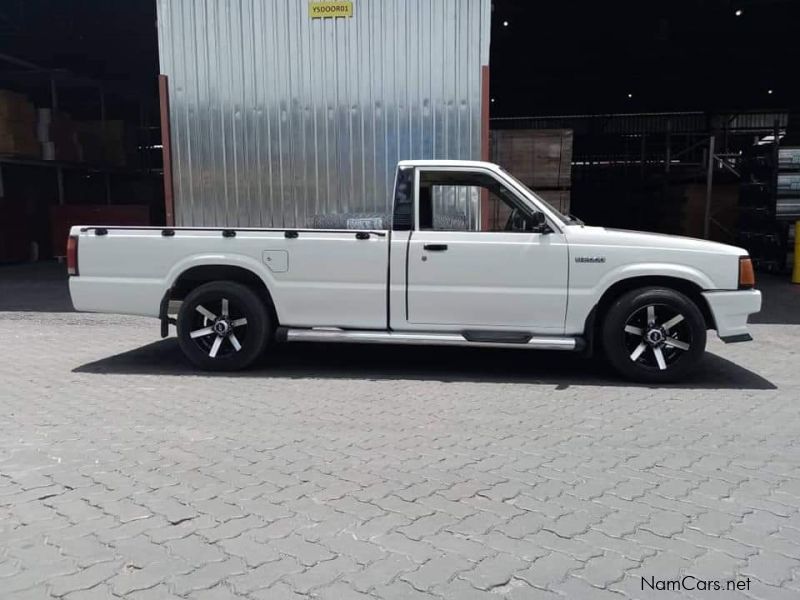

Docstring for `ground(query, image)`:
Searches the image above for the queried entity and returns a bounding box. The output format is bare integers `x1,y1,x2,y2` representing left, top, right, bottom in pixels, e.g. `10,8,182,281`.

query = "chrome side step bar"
279,327,583,351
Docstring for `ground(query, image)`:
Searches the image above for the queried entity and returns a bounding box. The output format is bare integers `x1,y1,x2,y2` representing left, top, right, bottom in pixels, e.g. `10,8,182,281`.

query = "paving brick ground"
1,268,800,599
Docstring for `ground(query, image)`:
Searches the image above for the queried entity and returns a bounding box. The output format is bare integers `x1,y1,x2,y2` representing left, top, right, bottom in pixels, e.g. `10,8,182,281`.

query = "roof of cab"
396,159,500,170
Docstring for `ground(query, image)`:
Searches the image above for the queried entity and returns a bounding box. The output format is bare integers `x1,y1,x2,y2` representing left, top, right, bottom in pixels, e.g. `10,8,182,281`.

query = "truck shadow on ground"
73,338,776,390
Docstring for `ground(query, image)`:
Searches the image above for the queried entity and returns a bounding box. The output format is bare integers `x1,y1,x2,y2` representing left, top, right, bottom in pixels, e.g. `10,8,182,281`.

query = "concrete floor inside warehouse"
1,261,800,599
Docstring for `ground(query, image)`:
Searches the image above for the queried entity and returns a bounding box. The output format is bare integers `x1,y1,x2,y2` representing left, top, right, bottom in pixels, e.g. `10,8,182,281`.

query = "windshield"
498,167,574,223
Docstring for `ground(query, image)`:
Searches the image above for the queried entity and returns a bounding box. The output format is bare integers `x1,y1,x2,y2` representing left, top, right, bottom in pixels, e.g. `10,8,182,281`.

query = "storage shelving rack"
0,53,163,260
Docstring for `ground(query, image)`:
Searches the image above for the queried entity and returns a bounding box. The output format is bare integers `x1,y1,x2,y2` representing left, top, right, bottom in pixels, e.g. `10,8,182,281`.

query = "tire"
602,287,707,383
177,281,271,371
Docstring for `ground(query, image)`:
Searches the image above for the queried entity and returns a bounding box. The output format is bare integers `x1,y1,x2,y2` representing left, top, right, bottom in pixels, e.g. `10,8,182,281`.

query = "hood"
564,225,747,257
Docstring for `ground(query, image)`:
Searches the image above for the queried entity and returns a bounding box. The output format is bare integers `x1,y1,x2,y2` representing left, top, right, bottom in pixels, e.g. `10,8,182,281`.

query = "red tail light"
66,235,79,276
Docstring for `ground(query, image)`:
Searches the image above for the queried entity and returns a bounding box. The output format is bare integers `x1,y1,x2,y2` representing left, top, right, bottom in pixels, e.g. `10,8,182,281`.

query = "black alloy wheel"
177,281,271,371
602,287,707,383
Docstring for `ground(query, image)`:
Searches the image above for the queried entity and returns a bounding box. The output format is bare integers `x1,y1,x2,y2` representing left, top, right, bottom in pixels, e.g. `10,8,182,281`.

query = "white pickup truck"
68,160,761,382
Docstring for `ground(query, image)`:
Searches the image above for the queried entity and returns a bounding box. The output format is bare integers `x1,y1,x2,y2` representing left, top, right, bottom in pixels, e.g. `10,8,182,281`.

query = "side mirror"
529,211,550,233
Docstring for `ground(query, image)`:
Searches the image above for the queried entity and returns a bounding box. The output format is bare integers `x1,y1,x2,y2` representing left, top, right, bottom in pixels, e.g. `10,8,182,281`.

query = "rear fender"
164,253,281,318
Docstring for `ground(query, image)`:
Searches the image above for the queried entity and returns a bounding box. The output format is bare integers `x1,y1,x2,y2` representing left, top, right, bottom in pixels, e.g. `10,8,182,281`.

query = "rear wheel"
177,281,271,371
602,287,706,383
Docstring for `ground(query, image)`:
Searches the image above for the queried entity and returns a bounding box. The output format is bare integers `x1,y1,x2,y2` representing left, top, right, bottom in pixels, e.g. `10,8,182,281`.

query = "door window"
417,171,538,232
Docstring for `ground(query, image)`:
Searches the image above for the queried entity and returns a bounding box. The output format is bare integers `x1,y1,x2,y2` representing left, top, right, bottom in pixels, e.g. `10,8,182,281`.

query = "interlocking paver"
576,530,655,562
477,532,548,562
446,511,500,536
629,529,706,560
250,516,313,541
398,512,458,541
48,560,122,597
287,555,359,593
95,516,169,543
460,553,527,591
351,513,413,541
63,584,117,600
742,551,800,586
0,307,798,600
218,534,280,567
687,548,744,579
187,585,246,600
1,559,80,594
728,525,800,559
199,516,266,543
374,496,433,519
167,534,227,566
344,554,417,592
109,558,193,596
227,557,304,594
676,529,756,560
320,532,386,564
170,557,249,595
576,552,637,588
743,579,800,600
272,534,335,566
552,575,626,599
516,552,581,589
434,577,507,599
55,535,116,567
373,581,439,599
373,533,439,563
248,582,307,599
425,531,492,562
313,581,375,600
527,531,603,562
111,535,169,566
506,584,562,600
401,555,472,591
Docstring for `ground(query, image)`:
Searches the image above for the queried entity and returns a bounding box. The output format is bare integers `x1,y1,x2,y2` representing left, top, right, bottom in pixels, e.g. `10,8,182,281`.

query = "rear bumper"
702,289,762,343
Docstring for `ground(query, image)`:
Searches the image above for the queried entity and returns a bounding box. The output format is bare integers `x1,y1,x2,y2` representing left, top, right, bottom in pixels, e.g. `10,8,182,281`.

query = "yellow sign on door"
309,1,353,18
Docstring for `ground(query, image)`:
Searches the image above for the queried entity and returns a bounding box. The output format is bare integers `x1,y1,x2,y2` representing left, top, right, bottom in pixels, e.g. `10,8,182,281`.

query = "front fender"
595,262,716,292
565,262,716,334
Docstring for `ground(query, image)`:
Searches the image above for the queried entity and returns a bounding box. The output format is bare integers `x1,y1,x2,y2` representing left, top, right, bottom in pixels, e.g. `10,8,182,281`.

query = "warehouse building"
0,0,798,279
157,0,491,228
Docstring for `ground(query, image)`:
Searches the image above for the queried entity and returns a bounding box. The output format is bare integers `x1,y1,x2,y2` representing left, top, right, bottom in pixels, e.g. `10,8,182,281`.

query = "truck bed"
69,226,390,329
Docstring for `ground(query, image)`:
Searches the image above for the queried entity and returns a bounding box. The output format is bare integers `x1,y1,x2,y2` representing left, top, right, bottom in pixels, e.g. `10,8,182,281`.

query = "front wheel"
602,287,707,383
177,281,271,371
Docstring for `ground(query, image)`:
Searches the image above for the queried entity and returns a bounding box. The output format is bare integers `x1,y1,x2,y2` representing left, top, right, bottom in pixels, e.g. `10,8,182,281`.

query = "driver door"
405,168,569,333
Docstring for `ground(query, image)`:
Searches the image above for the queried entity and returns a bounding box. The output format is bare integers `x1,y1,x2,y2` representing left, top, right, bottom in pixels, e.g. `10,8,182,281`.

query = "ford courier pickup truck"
68,160,761,382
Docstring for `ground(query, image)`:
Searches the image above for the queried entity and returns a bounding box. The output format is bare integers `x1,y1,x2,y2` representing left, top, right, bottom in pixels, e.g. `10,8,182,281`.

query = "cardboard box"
0,90,36,123
492,129,574,189
49,112,81,162
0,90,38,157
0,121,39,157
678,183,739,242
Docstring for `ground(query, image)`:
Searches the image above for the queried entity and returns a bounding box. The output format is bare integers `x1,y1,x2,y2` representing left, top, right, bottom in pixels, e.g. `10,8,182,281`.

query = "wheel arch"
161,262,280,336
583,275,716,353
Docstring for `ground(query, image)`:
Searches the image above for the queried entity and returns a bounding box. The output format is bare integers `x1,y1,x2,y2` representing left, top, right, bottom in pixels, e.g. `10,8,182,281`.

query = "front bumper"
702,289,762,343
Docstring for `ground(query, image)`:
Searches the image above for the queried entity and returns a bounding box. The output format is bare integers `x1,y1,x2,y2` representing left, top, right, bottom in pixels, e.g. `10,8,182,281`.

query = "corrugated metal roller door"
157,0,491,227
